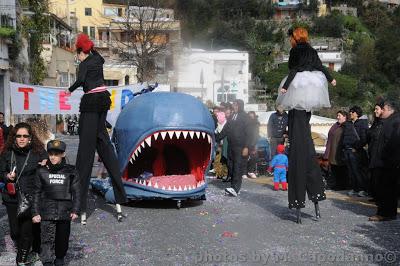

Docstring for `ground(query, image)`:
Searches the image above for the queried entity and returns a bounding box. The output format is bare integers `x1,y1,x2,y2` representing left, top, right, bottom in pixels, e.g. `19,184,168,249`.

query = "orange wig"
290,27,309,47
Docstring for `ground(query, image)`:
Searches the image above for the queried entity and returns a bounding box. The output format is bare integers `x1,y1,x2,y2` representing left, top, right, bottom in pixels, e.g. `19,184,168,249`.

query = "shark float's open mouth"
122,130,212,192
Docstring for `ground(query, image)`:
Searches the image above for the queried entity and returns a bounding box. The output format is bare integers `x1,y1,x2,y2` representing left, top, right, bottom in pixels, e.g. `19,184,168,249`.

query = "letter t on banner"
18,87,34,110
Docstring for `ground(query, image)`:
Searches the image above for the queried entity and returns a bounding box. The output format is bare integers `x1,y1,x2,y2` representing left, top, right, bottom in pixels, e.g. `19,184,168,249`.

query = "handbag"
11,151,32,218
16,188,33,218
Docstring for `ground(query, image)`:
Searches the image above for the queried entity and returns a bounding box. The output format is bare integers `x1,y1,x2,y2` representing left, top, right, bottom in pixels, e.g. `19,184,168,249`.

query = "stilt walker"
277,27,337,223
66,34,127,223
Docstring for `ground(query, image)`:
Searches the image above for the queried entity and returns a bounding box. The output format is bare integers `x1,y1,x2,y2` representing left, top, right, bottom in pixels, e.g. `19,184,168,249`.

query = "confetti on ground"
221,231,238,238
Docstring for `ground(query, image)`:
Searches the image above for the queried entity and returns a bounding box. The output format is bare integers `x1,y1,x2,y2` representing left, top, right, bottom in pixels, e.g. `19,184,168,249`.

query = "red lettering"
59,91,71,110
18,87,34,110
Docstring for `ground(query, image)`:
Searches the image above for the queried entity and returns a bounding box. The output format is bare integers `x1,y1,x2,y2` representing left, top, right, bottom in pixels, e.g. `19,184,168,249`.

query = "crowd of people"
324,100,400,222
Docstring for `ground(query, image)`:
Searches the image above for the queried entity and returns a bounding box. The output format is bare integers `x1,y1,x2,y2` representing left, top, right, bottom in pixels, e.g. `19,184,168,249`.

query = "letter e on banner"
59,91,71,110
18,87,34,110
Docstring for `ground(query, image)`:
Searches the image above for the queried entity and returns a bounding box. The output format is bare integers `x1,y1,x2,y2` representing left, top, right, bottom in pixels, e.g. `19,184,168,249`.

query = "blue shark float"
92,92,215,207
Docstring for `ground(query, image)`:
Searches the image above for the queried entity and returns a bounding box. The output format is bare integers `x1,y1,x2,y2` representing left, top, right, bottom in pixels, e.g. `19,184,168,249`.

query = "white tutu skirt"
276,71,331,112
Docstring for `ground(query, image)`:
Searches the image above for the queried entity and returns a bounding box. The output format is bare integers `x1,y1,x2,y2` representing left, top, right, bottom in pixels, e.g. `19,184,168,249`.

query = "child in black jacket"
32,140,80,266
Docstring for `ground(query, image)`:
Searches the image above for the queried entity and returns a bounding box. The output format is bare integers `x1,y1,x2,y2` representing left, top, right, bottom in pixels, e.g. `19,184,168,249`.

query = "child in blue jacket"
268,144,288,191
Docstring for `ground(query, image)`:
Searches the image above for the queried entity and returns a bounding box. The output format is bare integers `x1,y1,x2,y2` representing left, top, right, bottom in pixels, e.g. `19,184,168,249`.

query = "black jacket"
283,43,333,90
32,160,80,220
248,118,260,149
216,100,252,148
0,147,47,204
381,113,400,169
267,111,288,138
367,118,384,168
341,119,368,150
68,50,111,112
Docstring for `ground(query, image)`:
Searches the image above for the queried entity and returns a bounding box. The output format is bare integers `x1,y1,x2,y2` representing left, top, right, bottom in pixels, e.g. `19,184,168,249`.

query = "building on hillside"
41,13,76,87
272,0,303,20
378,0,400,8
330,4,358,16
0,0,16,121
49,0,182,86
176,48,249,105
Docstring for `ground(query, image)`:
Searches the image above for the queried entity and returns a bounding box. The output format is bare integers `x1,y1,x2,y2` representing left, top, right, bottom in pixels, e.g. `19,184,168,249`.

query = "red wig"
76,33,94,54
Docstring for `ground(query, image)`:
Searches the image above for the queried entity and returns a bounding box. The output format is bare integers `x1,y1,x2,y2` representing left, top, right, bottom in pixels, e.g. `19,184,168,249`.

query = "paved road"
1,135,399,265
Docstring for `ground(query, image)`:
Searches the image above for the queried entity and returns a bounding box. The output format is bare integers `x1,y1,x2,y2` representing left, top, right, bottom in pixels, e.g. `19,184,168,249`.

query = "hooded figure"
216,99,252,196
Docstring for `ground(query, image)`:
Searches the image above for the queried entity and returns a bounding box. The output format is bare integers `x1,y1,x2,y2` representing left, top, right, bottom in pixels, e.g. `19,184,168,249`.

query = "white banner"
10,82,170,124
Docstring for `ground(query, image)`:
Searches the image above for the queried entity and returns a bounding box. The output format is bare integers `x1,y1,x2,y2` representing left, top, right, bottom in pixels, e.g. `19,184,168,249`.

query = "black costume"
267,111,288,158
0,145,46,263
367,117,384,199
32,156,80,266
68,49,127,213
377,112,400,218
282,43,333,90
279,41,330,215
341,118,369,193
216,100,252,193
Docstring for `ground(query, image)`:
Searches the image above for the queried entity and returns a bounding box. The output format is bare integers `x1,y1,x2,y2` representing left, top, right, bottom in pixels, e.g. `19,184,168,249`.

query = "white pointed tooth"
195,131,200,139
153,132,159,140
154,182,158,189
201,132,206,138
141,142,145,148
148,181,152,187
173,186,177,191
178,186,182,191
131,153,136,161
145,136,152,147
130,158,133,164
189,131,194,139
161,131,167,140
175,131,182,139
137,146,141,154
182,131,188,139
207,135,211,143
184,185,187,191
168,186,172,190
162,186,166,190
134,150,138,157
168,131,174,139
134,178,138,183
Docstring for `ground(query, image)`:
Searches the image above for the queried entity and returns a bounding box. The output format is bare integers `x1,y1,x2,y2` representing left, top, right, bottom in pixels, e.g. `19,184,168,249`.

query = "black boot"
54,257,65,266
16,248,30,265
296,208,302,224
314,202,321,219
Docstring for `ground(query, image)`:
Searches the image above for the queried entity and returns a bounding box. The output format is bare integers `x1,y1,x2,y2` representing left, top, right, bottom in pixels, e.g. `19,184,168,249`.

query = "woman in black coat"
367,102,385,201
66,34,127,224
0,122,47,265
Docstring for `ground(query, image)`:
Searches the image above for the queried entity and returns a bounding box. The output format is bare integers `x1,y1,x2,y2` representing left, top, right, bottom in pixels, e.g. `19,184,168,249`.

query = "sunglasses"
16,134,30,139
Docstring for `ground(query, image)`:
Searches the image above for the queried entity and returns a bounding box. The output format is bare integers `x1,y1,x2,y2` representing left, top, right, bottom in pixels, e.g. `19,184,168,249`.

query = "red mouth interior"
123,131,211,189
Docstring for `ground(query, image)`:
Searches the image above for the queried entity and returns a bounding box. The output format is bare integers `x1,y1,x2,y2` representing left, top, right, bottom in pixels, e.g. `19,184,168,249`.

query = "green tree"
21,0,50,85
312,14,343,38
361,1,392,34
